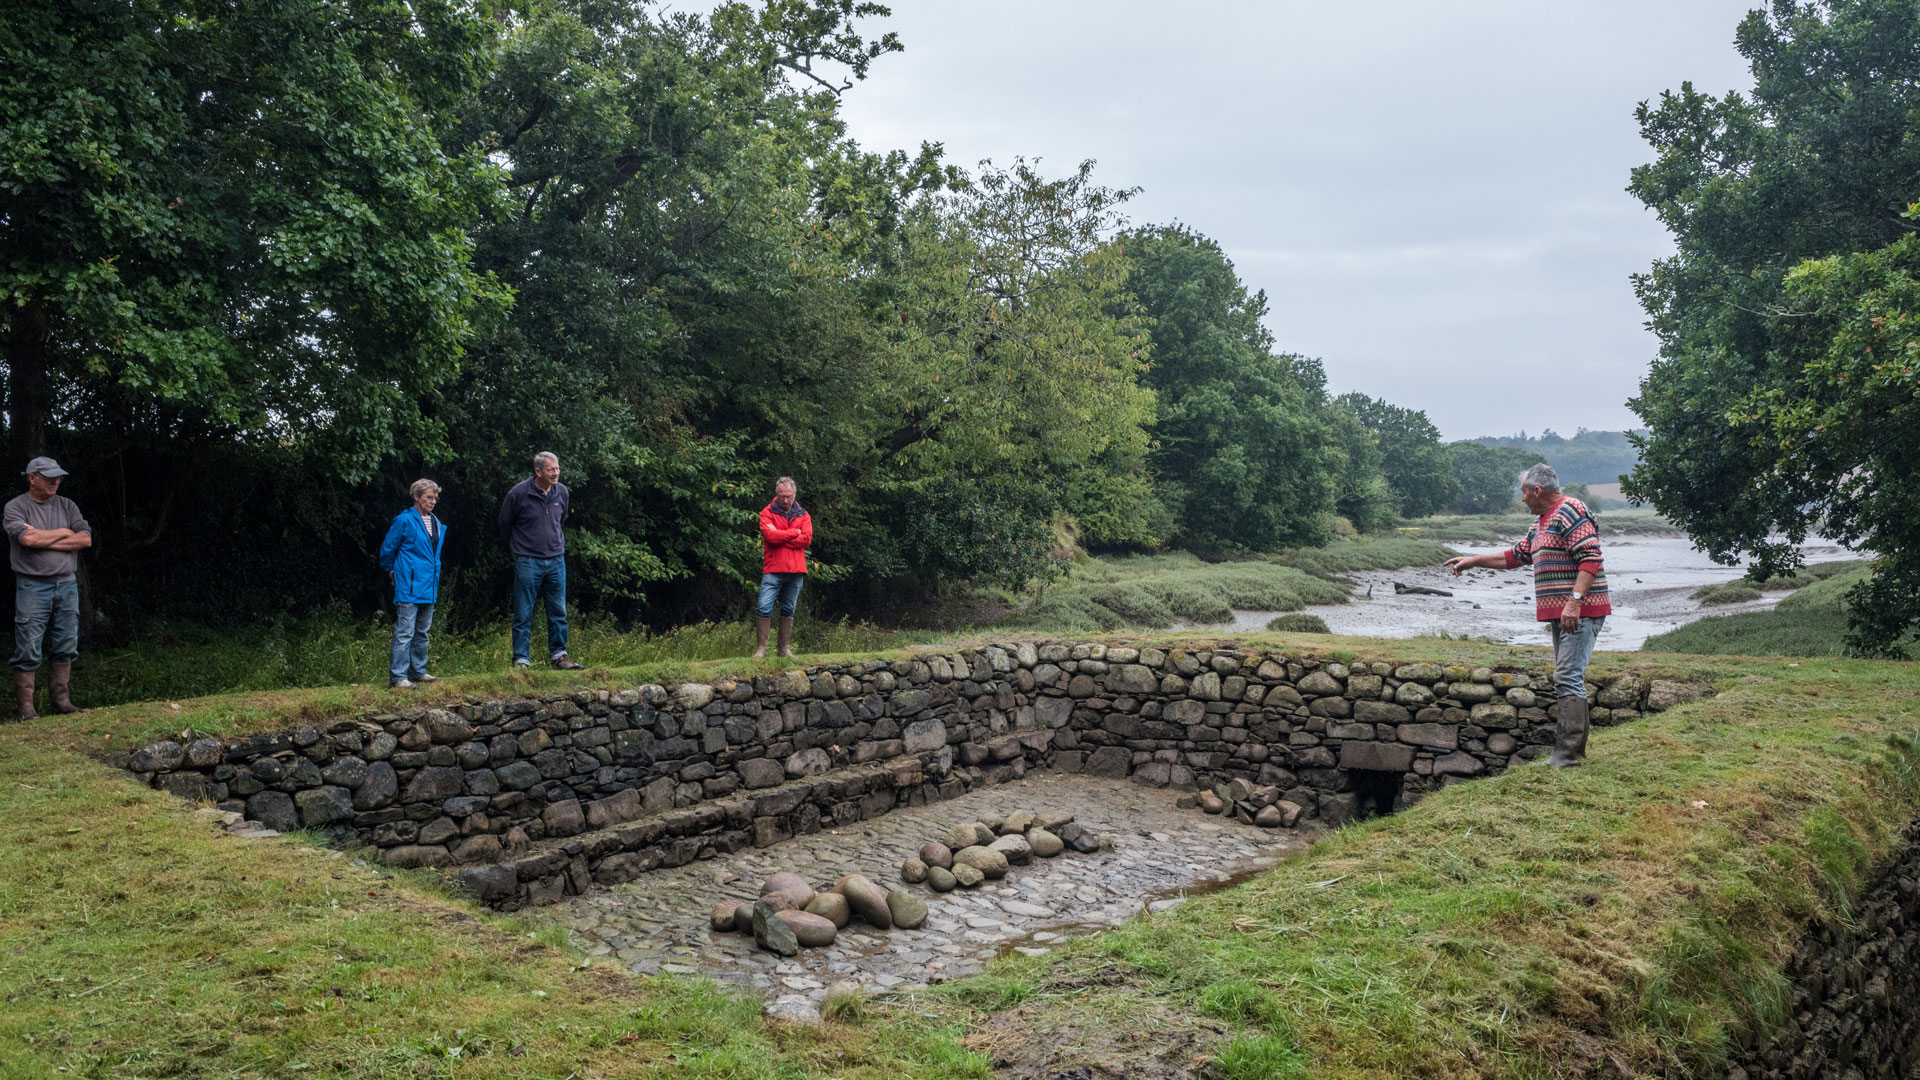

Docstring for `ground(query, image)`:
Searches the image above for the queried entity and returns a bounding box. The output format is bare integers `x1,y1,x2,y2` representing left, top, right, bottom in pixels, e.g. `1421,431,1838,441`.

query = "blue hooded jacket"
379,509,446,605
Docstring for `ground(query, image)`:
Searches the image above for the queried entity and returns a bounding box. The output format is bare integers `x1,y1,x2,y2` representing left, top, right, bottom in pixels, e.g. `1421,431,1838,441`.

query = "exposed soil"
970,1000,1226,1080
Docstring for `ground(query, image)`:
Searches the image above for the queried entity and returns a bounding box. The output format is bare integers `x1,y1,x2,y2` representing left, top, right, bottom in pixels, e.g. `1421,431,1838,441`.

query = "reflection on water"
1190,535,1859,651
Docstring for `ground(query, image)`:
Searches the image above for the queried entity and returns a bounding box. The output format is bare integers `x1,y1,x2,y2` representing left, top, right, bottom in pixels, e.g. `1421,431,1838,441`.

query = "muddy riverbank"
1188,535,1859,650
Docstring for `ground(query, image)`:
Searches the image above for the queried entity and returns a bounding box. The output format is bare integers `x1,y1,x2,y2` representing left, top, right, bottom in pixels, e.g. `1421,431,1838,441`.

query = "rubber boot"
776,617,794,659
752,618,771,659
14,670,37,721
48,662,80,714
1547,696,1589,767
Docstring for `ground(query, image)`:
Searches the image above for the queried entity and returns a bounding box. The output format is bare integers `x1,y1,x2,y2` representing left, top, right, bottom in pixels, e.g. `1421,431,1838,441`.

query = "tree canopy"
1626,0,1920,655
4,0,1465,633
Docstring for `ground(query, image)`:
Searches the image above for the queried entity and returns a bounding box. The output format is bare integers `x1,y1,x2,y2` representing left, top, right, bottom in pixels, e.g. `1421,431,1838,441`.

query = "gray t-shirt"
4,493,91,581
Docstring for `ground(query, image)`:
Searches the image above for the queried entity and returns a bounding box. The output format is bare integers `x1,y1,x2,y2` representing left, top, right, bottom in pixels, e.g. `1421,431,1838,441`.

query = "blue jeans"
512,556,569,662
1549,616,1606,700
390,602,434,684
12,578,79,671
757,572,805,619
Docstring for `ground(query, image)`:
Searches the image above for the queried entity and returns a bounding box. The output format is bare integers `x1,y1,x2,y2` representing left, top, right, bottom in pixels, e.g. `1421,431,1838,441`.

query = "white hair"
408,478,441,501
1518,463,1560,492
774,476,797,493
533,451,558,470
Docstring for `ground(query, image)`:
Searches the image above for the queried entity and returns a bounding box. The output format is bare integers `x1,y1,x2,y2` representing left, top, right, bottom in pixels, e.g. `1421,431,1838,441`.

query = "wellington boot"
49,661,80,714
1547,696,1589,768
13,670,37,721
776,617,794,659
752,618,771,659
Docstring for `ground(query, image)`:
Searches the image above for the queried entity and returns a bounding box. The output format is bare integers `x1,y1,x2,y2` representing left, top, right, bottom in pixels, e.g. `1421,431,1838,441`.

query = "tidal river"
1216,535,1858,651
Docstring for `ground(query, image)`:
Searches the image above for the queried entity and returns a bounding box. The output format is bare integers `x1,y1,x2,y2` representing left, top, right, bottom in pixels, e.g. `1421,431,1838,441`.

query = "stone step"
446,750,1040,910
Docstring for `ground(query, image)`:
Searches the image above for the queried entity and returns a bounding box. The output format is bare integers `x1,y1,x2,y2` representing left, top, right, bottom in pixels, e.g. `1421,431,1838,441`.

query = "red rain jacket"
759,500,811,574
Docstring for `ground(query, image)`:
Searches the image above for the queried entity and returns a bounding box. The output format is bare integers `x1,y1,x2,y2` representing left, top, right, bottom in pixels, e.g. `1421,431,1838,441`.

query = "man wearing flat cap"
4,457,92,719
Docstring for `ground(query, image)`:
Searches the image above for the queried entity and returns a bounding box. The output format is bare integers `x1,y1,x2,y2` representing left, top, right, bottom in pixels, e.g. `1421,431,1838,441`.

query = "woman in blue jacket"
379,479,446,689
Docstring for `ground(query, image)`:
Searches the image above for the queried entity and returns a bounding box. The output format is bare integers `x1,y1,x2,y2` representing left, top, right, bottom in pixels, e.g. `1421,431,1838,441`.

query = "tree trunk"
7,297,50,468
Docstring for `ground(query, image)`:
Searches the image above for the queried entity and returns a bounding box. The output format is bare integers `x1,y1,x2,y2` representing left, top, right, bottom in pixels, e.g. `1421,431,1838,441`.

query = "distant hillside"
1467,428,1642,486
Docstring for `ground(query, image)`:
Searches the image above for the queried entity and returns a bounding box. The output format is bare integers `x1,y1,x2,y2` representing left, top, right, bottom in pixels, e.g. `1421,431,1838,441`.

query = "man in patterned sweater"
1442,464,1609,766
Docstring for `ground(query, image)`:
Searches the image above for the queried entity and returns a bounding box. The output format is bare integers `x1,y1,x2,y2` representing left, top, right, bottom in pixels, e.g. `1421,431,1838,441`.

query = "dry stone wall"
1727,823,1920,1080
117,640,1709,908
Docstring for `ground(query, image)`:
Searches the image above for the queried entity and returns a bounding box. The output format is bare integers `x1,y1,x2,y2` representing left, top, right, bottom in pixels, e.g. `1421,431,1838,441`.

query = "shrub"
1694,583,1763,605
1267,613,1330,633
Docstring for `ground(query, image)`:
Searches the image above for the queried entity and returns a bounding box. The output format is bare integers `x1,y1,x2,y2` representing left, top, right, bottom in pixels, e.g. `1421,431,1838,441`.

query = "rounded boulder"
774,908,839,948
900,857,929,884
710,902,739,932
926,865,958,892
951,862,985,888
1027,828,1064,858
804,891,852,928
762,871,814,909
918,841,954,870
953,845,1009,879
835,873,892,930
987,834,1032,866
886,890,928,930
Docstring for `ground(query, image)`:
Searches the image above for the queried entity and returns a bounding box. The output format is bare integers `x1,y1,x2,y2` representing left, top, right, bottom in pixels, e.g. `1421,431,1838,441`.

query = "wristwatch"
1569,592,1586,602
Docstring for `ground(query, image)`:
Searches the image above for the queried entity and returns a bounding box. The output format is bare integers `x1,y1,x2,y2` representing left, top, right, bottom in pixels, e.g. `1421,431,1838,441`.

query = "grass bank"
67,538,1454,711
4,636,1918,1079
1645,562,1911,658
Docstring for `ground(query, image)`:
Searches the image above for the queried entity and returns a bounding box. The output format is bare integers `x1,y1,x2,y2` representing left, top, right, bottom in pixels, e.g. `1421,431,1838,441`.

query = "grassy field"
3,634,1918,1079
1646,563,1900,658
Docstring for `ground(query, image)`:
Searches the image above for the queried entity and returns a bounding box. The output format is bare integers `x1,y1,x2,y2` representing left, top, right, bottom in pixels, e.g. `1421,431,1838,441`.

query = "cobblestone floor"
559,773,1310,1011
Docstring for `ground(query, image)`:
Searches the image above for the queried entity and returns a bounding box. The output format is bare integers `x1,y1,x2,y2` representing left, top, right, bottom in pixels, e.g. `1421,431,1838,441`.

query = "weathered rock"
711,902,738,932
129,740,186,773
1027,828,1064,858
734,901,758,929
737,757,786,789
1057,822,1100,854
999,809,1034,834
902,719,948,753
953,845,1009,879
886,890,928,930
1646,679,1710,712
835,874,892,929
762,871,814,909
900,857,929,884
1298,670,1344,696
1083,746,1132,778
926,865,958,892
352,761,398,810
294,785,354,827
774,908,838,947
1253,805,1282,828
457,864,516,902
804,891,851,928
987,834,1032,866
1199,792,1225,814
1339,741,1415,773
1104,664,1159,695
942,823,986,851
784,747,831,778
950,862,985,888
751,900,800,956
918,841,954,869
1032,810,1075,831
245,790,299,833
1433,751,1485,776
1273,800,1304,827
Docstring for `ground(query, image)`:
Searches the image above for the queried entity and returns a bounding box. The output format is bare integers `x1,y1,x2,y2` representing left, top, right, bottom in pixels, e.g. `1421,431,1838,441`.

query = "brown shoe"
752,617,771,659
49,661,80,714
14,670,37,721
551,655,584,671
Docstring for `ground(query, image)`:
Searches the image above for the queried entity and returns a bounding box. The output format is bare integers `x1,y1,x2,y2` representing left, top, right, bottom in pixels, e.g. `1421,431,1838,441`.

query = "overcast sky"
832,1,1759,440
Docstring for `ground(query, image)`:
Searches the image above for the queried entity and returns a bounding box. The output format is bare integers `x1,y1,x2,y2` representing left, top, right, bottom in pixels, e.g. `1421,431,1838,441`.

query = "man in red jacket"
754,477,811,658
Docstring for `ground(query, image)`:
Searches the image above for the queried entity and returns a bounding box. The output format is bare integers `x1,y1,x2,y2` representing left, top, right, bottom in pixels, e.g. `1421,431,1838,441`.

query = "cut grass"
3,635,1916,1079
65,613,938,714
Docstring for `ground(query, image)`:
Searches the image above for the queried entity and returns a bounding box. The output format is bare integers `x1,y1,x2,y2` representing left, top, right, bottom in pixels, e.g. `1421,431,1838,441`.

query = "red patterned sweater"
1503,495,1610,621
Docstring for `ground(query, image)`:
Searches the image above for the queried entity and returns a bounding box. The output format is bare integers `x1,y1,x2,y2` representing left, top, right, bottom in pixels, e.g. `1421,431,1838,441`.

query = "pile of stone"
899,809,1102,892
709,871,926,956
1177,778,1304,829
